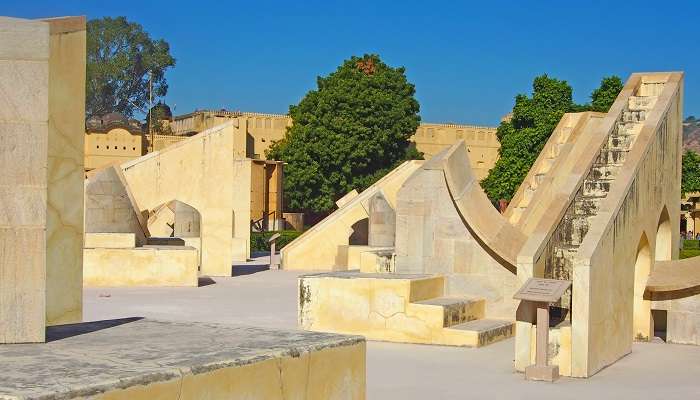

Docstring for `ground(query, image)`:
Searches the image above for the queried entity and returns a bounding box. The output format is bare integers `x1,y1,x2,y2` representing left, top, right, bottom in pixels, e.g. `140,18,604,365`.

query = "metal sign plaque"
513,278,572,303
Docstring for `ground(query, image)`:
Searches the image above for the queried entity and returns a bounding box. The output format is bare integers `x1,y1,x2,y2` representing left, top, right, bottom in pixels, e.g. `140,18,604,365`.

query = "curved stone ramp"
647,258,700,300
282,160,423,270
438,140,527,271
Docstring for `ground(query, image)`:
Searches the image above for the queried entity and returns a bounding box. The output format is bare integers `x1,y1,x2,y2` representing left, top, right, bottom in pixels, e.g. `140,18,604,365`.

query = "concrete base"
525,365,560,382
0,318,366,399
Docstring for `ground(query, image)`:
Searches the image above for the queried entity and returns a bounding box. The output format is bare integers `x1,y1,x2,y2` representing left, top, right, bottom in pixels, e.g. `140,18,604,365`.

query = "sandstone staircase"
544,93,660,306
299,273,513,347
507,114,581,225
410,294,514,347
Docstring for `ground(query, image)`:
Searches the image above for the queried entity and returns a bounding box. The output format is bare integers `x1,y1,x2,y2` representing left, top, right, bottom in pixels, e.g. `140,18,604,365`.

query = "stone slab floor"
84,261,700,399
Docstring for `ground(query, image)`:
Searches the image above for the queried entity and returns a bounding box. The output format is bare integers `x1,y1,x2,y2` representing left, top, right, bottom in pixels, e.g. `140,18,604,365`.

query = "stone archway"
655,206,672,261
633,233,652,341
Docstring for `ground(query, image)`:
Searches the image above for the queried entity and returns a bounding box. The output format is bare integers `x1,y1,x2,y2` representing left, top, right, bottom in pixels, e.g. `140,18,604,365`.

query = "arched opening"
349,218,369,245
633,233,652,341
655,207,672,261
146,200,202,270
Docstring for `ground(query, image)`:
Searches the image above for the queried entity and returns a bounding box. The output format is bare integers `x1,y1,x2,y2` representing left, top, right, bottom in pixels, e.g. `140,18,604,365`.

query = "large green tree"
481,75,623,201
682,150,700,195
267,54,421,214
481,75,575,201
86,17,175,118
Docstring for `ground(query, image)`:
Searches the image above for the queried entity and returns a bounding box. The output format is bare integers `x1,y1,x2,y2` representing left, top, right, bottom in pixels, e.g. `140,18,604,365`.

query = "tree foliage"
267,54,421,213
481,75,623,201
682,150,700,195
86,17,175,118
590,76,624,112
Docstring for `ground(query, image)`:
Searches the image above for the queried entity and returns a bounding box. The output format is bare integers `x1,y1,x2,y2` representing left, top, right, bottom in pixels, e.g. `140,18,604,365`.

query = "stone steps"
442,319,515,347
411,296,484,328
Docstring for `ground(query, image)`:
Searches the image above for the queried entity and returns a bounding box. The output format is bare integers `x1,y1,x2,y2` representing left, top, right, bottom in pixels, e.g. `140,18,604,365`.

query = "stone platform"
0,318,365,399
299,271,514,347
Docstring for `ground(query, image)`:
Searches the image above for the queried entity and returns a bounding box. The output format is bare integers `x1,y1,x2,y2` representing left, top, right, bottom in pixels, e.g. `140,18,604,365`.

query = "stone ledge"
0,318,365,399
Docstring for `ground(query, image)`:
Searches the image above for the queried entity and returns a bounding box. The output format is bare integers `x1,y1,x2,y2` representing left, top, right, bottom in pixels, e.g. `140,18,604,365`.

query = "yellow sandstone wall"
84,127,142,171
45,16,86,327
121,123,237,275
92,340,366,400
0,16,85,343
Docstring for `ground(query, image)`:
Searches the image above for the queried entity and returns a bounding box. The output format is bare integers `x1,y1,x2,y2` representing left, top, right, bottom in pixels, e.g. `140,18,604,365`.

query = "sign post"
513,278,572,382
268,233,281,270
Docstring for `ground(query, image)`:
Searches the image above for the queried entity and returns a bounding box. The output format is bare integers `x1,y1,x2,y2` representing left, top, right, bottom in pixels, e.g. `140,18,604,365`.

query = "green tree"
267,54,421,214
86,17,175,118
481,75,575,201
682,150,700,195
481,74,624,202
590,76,624,112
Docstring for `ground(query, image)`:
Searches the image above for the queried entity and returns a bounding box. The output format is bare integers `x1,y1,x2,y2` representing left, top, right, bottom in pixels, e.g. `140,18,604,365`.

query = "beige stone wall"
45,17,86,327
84,165,148,246
170,111,499,174
0,16,85,343
170,111,291,159
411,123,499,179
84,127,142,171
83,246,198,287
121,123,236,275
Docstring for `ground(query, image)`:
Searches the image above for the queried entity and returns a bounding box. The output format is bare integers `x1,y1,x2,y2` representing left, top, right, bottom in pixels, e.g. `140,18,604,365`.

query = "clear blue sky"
4,0,699,126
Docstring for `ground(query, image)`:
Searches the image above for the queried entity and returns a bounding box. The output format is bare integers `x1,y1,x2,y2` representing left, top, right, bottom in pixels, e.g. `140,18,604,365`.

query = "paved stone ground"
84,262,700,400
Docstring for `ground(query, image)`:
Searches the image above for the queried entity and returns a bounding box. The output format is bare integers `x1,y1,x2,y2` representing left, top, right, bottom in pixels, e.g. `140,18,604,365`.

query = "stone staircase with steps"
544,93,659,309
299,272,514,347
507,115,580,225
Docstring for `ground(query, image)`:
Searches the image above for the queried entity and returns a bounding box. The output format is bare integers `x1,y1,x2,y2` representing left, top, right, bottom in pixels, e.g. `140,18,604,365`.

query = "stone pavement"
83,267,700,400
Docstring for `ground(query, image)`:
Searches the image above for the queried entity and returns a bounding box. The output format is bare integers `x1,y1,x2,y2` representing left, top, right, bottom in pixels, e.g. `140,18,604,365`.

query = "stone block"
0,319,366,399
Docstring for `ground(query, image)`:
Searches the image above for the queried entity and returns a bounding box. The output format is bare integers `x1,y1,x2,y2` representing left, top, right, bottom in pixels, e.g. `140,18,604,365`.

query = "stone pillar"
0,16,85,343
368,192,395,247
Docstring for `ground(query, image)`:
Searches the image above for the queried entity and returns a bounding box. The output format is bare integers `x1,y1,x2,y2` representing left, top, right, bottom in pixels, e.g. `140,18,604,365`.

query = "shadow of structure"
198,276,217,287
46,317,143,342
231,264,270,277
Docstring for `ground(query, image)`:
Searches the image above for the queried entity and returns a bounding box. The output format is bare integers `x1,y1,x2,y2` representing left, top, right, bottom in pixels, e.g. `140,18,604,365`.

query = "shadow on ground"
46,317,143,342
232,264,270,277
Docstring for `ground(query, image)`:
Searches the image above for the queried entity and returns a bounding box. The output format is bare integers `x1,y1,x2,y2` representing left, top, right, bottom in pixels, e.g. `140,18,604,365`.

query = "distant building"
166,109,500,178
84,112,144,172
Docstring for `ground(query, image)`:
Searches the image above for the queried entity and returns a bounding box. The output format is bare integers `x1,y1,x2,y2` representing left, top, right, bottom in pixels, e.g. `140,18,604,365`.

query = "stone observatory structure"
292,72,700,378
0,15,366,399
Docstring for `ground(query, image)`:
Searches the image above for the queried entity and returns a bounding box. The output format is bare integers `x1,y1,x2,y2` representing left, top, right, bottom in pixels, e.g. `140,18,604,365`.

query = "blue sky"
4,1,699,126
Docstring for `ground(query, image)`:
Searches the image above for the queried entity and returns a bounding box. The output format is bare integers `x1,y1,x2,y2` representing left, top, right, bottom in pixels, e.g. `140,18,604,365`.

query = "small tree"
267,54,421,214
87,17,176,118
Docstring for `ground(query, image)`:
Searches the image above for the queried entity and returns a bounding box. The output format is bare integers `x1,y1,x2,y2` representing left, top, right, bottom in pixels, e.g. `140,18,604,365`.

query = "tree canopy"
267,54,421,214
480,75,623,202
590,76,624,112
682,150,700,195
86,17,175,118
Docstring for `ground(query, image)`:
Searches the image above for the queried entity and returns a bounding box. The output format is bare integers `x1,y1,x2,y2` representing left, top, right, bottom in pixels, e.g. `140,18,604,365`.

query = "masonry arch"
147,200,203,270
655,206,672,261
633,232,652,341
